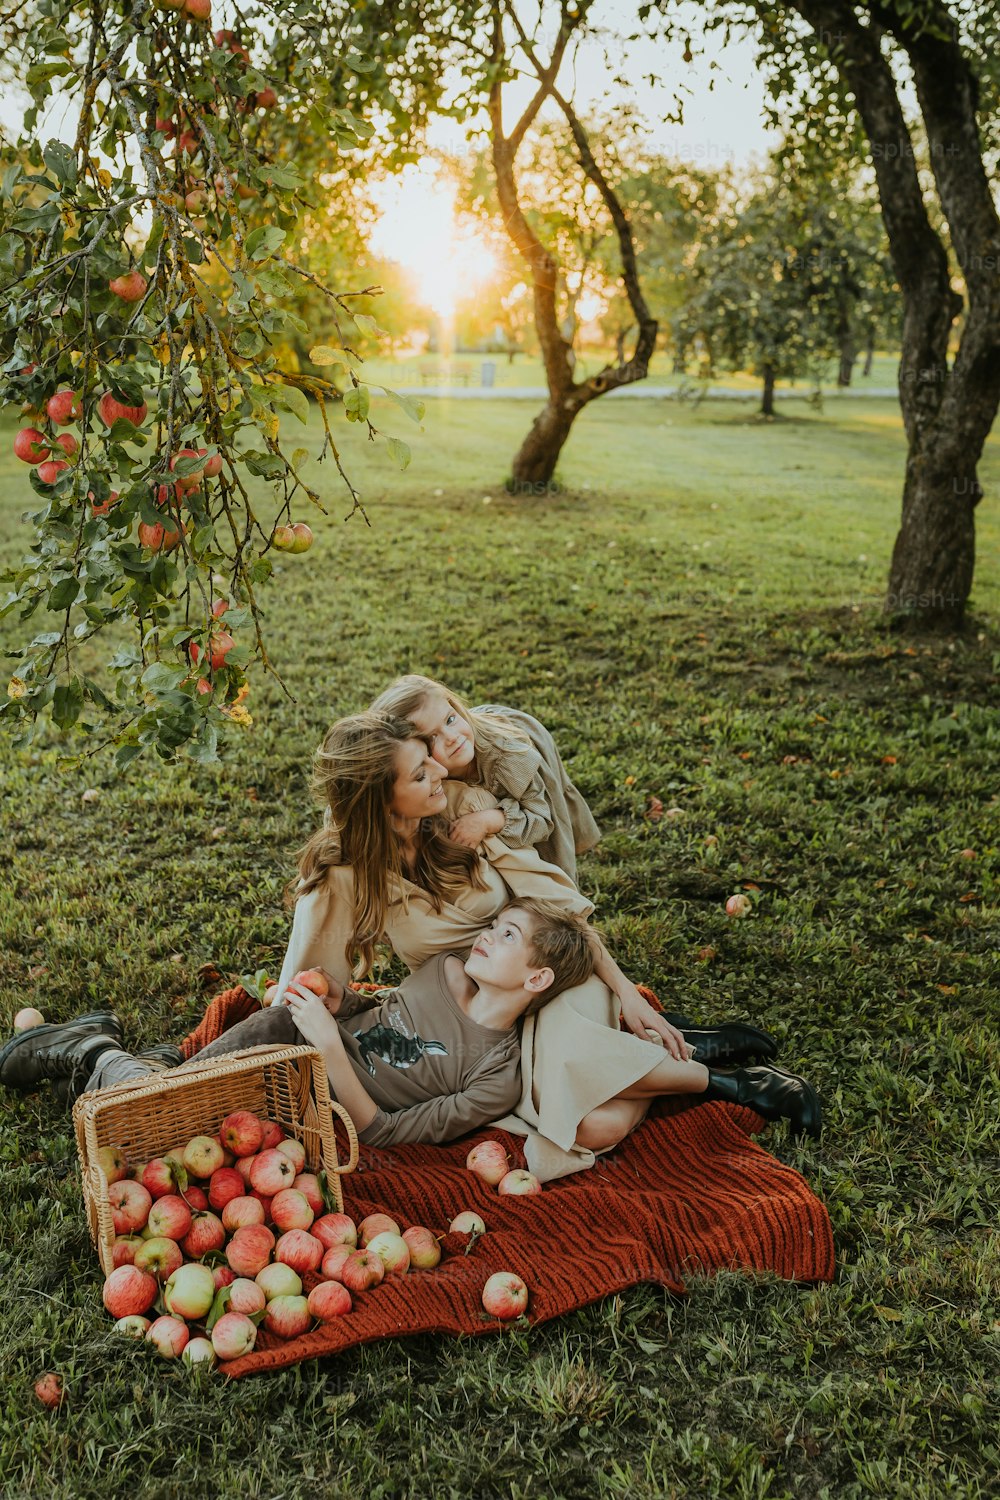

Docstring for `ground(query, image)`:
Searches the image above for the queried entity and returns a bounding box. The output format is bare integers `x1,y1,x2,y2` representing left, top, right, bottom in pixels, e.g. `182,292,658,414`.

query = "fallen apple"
449,1211,486,1236
146,1315,190,1359
481,1271,529,1320
497,1170,542,1197
308,1281,352,1321
14,1006,46,1030
466,1140,509,1187
211,1311,257,1360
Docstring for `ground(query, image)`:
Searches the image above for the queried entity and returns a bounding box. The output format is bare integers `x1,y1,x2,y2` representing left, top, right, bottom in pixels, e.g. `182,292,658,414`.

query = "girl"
371,675,600,882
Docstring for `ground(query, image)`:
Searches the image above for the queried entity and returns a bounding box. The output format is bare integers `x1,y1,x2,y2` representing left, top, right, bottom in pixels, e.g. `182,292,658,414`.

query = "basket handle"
328,1101,360,1175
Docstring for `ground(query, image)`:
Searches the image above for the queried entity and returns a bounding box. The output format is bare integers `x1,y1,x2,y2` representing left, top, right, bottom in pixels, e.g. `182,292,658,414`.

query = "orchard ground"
0,394,998,1500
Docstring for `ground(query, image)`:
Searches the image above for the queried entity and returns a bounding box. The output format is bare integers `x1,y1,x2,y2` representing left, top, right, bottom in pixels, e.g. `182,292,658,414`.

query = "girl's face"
389,738,448,824
407,692,476,777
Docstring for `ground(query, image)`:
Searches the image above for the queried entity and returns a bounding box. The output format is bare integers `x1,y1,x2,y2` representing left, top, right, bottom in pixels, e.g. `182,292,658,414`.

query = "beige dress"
275,784,667,1180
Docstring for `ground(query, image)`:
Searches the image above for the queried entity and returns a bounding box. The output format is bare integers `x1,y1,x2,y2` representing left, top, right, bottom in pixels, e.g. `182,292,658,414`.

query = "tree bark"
862,324,875,377
761,363,776,416
886,453,980,623
509,395,584,488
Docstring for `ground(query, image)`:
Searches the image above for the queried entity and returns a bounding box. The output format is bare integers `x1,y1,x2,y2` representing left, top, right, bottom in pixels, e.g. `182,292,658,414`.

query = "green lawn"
0,395,997,1499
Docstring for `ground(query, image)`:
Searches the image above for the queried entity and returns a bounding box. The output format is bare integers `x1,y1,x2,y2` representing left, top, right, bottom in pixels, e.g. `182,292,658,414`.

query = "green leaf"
385,435,411,470
48,576,80,611
205,1284,232,1334
290,447,310,473
280,385,310,425
309,345,340,366
114,744,143,771
354,313,386,338
343,386,370,422
245,225,286,263
380,387,425,424
140,662,187,694
52,676,83,731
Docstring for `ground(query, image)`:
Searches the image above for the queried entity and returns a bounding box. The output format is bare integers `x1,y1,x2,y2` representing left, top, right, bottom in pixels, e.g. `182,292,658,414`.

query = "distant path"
382,384,899,401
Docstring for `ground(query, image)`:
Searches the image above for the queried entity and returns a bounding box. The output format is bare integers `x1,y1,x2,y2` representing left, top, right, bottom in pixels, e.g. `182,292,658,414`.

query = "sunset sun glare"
368,162,498,320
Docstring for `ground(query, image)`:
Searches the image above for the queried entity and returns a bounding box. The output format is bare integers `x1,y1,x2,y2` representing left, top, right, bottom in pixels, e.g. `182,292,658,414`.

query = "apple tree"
0,0,423,766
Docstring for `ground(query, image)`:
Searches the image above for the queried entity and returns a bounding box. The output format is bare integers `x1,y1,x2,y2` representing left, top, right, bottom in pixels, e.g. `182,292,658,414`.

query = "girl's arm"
591,940,693,1062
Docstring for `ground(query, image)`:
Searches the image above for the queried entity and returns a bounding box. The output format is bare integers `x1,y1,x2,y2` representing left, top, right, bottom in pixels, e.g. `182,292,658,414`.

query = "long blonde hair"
370,674,529,765
294,711,486,978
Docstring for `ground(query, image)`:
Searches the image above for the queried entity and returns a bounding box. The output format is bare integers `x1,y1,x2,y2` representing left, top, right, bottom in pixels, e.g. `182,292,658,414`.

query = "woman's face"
407,692,476,776
389,737,449,823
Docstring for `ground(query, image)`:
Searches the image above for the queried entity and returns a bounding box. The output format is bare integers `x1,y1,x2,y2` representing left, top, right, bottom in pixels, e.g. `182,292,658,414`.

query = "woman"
273,712,819,1179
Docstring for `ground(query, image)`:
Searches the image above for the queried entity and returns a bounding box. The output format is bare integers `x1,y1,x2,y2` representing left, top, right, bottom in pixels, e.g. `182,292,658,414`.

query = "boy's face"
464,908,551,1000
407,692,476,776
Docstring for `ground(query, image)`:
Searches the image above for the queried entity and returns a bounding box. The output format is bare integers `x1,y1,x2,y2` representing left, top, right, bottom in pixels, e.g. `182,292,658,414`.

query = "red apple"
98,391,148,427
220,1109,263,1157
255,87,278,109
249,1190,274,1220
313,1213,357,1252
264,1294,311,1339
291,1173,325,1217
275,1138,307,1174
138,520,182,552
113,1315,151,1338
291,969,328,999
111,1235,144,1268
37,459,69,485
402,1226,442,1270
53,433,78,458
109,1180,152,1235
234,1155,256,1187
339,1248,384,1293
208,1167,245,1212
46,389,81,425
211,1311,257,1360
271,1189,315,1233
142,1157,182,1199
109,270,148,303
359,1212,400,1246
226,1224,275,1277
184,187,208,213
14,427,49,463
183,0,211,20
102,1264,158,1319
199,447,223,477
169,447,206,494
466,1140,510,1186
213,1265,235,1289
255,1262,301,1301
147,1315,191,1359
259,1119,286,1151
163,1262,216,1320
189,630,235,673
34,1373,64,1409
289,523,313,554
482,1271,528,1320
134,1237,184,1283
227,1278,266,1316
147,1194,193,1241
308,1281,351,1321
180,1211,226,1259
497,1170,542,1197
449,1211,486,1235
90,490,120,518
366,1231,410,1277
274,1229,324,1276
251,1149,297,1195
725,893,752,918
320,1245,354,1282
184,1185,209,1211
222,1196,266,1233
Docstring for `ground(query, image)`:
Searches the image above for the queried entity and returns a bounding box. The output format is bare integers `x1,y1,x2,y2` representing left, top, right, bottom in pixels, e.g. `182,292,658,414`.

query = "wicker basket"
73,1045,359,1276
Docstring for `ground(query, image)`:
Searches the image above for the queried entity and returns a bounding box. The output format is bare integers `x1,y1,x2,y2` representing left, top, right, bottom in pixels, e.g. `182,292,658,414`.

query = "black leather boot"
703,1064,822,1139
0,1013,122,1095
683,1023,778,1065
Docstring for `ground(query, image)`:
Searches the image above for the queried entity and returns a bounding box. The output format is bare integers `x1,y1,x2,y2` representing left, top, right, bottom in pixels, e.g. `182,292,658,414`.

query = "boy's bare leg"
576,1056,709,1152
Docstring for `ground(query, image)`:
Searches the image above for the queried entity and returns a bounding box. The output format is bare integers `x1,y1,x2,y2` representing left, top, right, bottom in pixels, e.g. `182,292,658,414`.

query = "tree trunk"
887,450,979,626
510,398,579,489
761,363,776,416
862,326,875,377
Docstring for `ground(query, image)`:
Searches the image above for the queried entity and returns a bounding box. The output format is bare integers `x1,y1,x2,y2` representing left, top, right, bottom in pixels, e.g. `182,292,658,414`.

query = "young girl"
370,675,600,882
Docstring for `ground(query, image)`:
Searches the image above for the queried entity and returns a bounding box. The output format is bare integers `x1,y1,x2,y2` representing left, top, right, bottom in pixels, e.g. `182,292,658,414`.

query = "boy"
0,900,595,1148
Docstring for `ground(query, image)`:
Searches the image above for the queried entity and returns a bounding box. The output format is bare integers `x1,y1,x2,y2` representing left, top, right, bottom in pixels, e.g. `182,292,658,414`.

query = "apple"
725,893,752,917
14,428,49,464
255,1262,301,1301
111,1235,144,1268
109,1180,152,1235
146,1315,190,1359
95,1145,127,1184
156,114,178,136
308,1281,351,1321
234,1156,256,1187
182,1135,225,1178
142,1157,181,1199
449,1211,486,1236
34,1373,64,1409
264,1294,311,1339
46,390,81,425
54,433,78,458
184,188,208,214
255,88,278,110
366,1231,410,1277
138,520,182,552
37,460,69,485
109,270,148,303
208,1167,245,1212
182,1337,217,1368
250,1190,274,1220
164,1262,216,1320
180,1212,226,1259
213,1265,235,1289
271,1189,314,1233
134,1237,184,1282
178,130,200,156
226,1224,276,1277
147,1194,193,1241
271,525,297,552
497,1170,542,1197
211,1311,257,1360
185,1185,209,1211
199,447,223,478
90,490,120,518
98,391,147,427
220,1109,263,1157
227,1278,266,1316
482,1271,528,1320
214,29,249,60
274,1229,324,1276
169,447,206,494
358,1213,400,1246
312,1213,357,1252
14,1006,46,1029
275,1137,307,1174
211,597,229,618
320,1245,354,1282
251,1149,297,1195
102,1264,158,1319
291,969,328,998
184,0,212,20
339,1248,384,1293
291,1174,325,1217
113,1315,151,1338
402,1226,442,1270
289,523,314,554
466,1140,510,1186
222,1196,266,1233
189,631,235,672
259,1119,285,1151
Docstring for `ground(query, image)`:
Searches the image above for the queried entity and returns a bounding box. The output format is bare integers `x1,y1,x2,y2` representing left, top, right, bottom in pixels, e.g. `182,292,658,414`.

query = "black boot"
683,1022,778,1066
703,1064,822,1140
0,1013,122,1095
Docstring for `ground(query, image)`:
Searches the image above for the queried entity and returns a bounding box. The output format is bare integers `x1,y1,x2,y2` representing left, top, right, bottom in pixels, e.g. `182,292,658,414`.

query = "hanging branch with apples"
0,0,420,765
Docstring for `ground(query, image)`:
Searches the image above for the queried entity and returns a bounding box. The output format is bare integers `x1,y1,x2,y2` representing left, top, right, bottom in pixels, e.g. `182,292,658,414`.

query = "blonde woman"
371,675,599,882
272,712,818,1180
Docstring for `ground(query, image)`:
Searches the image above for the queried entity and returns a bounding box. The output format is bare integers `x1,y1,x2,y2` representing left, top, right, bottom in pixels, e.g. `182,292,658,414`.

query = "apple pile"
466,1139,543,1198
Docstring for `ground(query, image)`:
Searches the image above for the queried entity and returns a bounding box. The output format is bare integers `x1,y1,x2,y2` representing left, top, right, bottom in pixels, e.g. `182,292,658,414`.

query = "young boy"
0,900,595,1149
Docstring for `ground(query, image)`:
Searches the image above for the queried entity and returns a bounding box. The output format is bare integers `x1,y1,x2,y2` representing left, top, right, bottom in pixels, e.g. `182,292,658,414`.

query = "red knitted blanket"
182,987,834,1379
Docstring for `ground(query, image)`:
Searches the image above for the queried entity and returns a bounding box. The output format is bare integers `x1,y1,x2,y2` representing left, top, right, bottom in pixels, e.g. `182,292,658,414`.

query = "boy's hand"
449,809,505,848
284,981,343,1052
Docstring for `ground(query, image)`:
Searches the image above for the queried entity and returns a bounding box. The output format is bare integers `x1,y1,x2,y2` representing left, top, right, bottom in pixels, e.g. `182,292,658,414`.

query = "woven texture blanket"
182,987,834,1379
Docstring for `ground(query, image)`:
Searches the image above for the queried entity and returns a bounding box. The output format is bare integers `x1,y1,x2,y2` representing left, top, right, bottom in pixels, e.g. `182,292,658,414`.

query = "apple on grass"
211,1311,257,1360
14,1006,46,1028
725,894,752,918
164,1262,216,1320
482,1271,529,1320
146,1316,190,1359
113,1315,151,1338
34,1374,64,1409
182,1337,217,1368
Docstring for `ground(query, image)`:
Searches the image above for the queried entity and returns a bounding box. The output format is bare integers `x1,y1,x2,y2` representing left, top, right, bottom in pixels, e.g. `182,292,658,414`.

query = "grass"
0,394,998,1499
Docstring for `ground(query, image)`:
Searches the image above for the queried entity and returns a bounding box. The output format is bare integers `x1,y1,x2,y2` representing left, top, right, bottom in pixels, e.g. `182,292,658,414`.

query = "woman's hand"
448,809,505,848
619,985,694,1062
